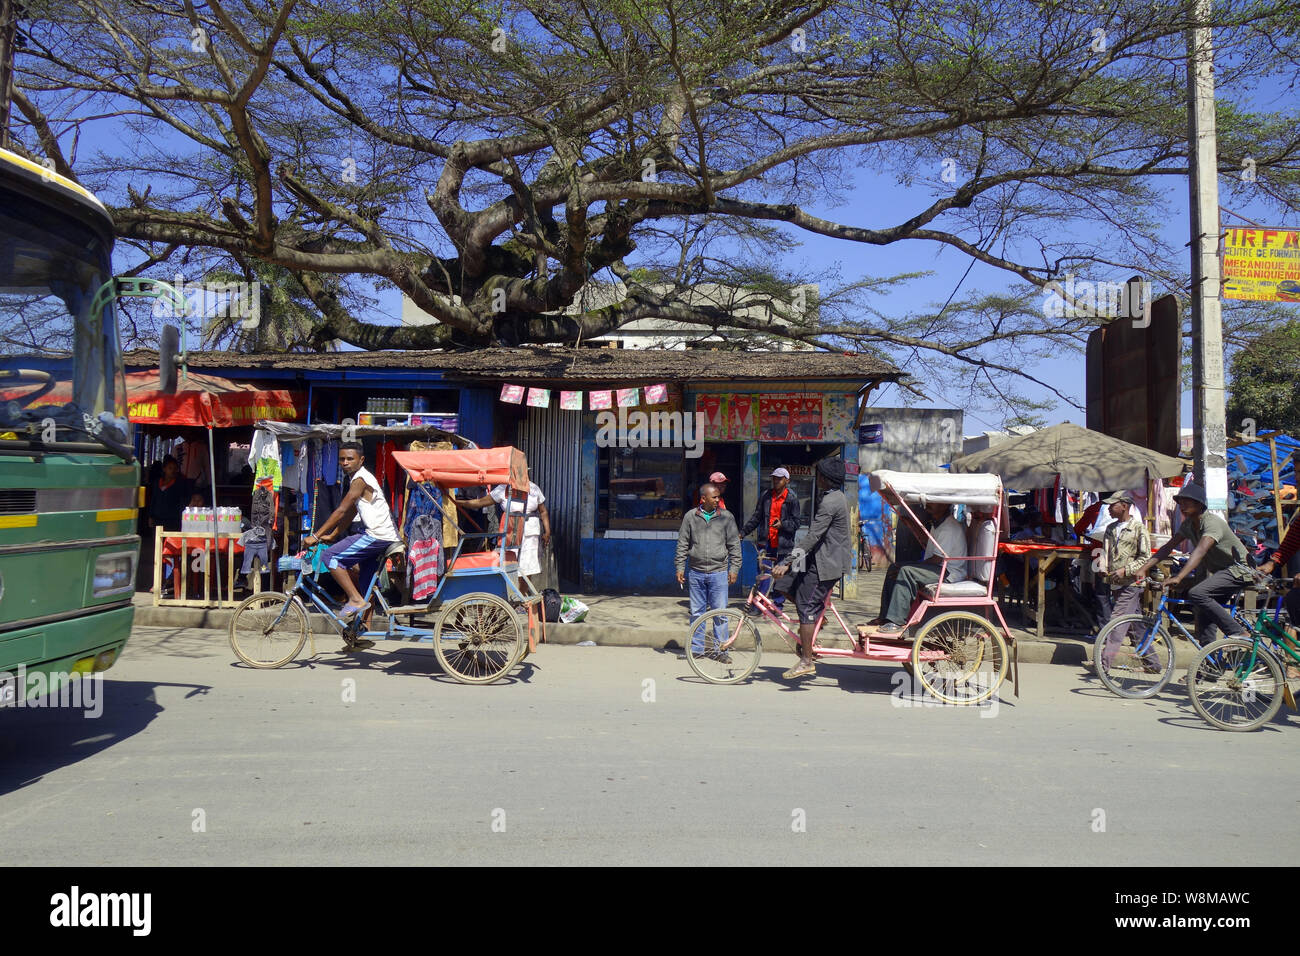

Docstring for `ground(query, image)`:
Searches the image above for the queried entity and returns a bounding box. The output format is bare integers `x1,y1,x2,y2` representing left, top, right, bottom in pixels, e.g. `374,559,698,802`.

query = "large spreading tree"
9,0,1300,418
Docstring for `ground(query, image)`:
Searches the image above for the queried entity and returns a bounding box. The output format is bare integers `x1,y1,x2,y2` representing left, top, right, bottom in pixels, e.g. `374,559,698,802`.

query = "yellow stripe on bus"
0,148,108,209
96,509,136,522
0,515,37,528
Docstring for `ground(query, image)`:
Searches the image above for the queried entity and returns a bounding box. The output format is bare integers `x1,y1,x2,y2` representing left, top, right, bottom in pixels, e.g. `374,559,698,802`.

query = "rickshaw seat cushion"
922,580,989,599
448,551,502,570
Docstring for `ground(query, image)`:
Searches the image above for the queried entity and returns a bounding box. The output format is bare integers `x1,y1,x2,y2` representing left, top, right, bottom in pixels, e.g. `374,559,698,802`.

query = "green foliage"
1227,320,1300,437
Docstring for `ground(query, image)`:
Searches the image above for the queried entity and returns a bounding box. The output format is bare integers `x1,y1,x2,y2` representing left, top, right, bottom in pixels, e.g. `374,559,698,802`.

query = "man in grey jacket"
675,482,742,658
774,458,851,679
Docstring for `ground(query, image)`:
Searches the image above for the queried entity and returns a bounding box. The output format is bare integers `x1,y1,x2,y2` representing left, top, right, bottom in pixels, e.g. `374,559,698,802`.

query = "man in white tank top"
304,442,399,620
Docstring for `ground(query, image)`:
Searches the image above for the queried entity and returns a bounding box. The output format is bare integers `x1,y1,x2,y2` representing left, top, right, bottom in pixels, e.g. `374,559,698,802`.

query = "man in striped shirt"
1259,520,1300,636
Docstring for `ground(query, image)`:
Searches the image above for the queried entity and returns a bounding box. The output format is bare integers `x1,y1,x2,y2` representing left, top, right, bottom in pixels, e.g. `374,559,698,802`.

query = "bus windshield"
0,181,129,451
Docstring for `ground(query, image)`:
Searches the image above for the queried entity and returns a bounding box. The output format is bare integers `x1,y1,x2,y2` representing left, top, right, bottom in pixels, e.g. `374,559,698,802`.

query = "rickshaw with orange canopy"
228,446,545,684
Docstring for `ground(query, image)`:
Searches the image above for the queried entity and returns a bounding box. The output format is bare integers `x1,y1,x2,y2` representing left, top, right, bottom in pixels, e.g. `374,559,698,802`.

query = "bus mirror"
160,325,180,394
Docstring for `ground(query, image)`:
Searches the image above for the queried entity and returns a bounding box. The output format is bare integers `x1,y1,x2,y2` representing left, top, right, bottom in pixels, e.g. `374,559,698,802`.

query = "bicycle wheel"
1092,614,1174,699
433,593,525,684
910,611,1007,705
229,592,309,668
685,608,761,684
1187,637,1285,731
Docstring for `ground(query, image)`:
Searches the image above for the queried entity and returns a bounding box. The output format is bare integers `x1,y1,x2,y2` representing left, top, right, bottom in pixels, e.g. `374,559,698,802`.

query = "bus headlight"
92,552,135,597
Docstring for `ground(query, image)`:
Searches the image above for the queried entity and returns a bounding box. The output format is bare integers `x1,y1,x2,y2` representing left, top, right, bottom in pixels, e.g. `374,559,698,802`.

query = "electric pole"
1187,0,1228,513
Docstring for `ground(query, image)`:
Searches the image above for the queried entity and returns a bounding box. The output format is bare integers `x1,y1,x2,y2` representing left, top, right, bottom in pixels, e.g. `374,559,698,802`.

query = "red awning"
4,370,307,427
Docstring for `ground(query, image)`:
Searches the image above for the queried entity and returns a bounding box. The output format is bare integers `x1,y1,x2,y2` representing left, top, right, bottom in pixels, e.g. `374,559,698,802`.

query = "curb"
134,605,1212,669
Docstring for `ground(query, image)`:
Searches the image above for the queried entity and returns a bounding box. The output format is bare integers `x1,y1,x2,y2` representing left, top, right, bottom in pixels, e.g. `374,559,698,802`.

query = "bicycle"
228,542,401,669
1185,577,1297,732
1091,577,1255,700
685,567,1008,703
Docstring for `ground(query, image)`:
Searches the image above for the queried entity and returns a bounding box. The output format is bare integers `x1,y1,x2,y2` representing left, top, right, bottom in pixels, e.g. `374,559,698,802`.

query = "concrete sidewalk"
130,567,1127,667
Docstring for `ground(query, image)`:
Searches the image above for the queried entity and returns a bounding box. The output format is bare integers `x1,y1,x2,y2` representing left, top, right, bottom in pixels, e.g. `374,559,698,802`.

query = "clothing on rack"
322,440,339,485
407,513,442,601
182,439,206,480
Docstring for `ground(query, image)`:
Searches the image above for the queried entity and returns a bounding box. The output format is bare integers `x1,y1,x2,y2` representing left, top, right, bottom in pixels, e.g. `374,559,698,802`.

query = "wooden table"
153,528,252,607
998,540,1096,640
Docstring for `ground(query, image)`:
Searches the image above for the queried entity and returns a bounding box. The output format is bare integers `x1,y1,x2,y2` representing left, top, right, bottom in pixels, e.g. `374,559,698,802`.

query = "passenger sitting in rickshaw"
303,442,400,621
867,500,968,635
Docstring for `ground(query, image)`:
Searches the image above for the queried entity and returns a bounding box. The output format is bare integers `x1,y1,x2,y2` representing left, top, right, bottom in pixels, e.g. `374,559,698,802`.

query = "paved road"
3,625,1297,866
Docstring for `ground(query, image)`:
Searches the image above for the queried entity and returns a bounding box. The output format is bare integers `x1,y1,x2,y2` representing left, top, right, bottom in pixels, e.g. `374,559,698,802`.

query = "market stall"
1226,430,1298,567
130,372,308,606
950,423,1187,637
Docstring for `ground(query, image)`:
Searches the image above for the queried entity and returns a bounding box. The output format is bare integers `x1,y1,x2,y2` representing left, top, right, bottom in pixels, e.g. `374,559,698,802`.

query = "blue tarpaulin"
1227,432,1298,485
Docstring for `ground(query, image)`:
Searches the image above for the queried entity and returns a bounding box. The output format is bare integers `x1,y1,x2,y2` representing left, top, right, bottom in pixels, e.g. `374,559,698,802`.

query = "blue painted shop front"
583,536,763,592
574,381,863,596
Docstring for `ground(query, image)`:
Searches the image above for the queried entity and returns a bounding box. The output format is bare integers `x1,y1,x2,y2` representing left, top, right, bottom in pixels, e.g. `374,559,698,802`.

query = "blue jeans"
688,568,730,652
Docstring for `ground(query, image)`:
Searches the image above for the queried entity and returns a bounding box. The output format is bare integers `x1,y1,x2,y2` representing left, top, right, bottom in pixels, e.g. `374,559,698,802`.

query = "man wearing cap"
739,467,801,614
1136,481,1254,644
707,471,730,511
773,458,850,680
1097,492,1158,668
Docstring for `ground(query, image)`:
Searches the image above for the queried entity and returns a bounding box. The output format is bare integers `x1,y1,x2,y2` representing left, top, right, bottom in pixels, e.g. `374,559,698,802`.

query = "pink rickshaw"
684,469,1018,704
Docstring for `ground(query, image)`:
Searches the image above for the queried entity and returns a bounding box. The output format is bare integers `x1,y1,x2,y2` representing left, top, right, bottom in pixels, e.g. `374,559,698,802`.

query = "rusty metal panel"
515,403,582,587
1086,293,1181,457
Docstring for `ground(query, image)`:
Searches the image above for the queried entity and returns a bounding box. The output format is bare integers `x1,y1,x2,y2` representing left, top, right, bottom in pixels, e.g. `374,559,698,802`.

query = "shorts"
791,571,832,625
322,533,394,586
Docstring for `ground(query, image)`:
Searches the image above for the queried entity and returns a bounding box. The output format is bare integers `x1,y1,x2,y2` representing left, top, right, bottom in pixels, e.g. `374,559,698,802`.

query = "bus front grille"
0,489,36,514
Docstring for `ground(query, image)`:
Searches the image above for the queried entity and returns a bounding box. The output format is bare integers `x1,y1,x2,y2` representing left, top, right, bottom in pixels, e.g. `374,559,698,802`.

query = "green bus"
0,146,179,707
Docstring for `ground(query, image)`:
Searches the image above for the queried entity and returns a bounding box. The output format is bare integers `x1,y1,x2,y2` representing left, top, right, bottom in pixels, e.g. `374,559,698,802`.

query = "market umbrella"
948,422,1185,491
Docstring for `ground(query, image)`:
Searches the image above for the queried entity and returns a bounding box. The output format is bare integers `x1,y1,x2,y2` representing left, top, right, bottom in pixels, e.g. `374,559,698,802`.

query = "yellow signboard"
1222,227,1300,302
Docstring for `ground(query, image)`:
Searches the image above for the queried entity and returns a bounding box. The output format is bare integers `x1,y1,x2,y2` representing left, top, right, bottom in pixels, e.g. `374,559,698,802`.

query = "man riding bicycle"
303,442,400,624
1135,481,1253,644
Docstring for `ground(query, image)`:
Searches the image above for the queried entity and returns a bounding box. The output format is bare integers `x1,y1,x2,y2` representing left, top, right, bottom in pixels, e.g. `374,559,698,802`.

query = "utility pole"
1186,0,1228,514
0,0,17,151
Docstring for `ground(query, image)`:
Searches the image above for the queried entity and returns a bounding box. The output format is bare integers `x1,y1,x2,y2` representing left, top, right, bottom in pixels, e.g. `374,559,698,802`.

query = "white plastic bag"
558,596,589,623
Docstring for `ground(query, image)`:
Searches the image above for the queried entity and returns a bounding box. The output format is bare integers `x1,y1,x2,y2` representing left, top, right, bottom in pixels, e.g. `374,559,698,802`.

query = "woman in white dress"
454,481,551,581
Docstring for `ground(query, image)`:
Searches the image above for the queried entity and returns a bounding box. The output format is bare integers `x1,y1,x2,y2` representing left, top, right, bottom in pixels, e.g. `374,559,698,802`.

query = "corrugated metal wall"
515,404,583,587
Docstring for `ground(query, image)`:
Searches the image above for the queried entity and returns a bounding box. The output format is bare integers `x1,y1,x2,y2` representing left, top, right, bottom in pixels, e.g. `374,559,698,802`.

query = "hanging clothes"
1156,479,1176,536
375,439,402,516
248,430,282,489
240,478,277,574
407,513,442,601
322,440,339,485
180,439,204,480
403,481,442,543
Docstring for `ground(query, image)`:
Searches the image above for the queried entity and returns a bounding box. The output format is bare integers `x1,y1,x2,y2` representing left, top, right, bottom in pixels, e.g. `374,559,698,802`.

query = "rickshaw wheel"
433,593,526,684
229,592,309,668
910,611,1007,705
685,609,761,684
